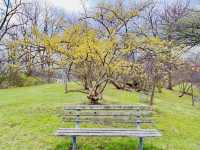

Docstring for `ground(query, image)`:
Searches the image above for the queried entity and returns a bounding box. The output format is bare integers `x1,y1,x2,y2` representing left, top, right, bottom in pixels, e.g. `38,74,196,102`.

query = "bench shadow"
53,138,163,150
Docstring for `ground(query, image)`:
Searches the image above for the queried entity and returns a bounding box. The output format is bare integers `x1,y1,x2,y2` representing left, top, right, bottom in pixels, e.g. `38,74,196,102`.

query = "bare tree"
0,0,24,41
160,0,190,90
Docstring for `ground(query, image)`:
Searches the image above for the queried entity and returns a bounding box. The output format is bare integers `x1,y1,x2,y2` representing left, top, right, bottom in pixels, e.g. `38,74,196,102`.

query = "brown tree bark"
150,81,156,106
87,89,102,105
166,71,173,90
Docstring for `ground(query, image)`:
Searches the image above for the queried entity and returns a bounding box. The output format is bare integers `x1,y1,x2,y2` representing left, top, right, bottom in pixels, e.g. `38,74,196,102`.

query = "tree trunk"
47,71,51,83
64,68,69,93
64,80,68,93
64,63,73,93
84,79,89,90
110,80,124,89
87,94,102,104
87,88,102,104
157,81,162,93
150,81,156,106
167,71,173,90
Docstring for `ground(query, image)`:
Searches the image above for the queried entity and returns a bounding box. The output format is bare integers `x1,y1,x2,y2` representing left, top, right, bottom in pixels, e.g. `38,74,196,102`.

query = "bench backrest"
63,105,153,129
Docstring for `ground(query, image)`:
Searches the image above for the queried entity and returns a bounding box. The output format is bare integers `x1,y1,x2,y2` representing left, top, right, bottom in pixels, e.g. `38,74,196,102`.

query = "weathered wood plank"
63,117,153,124
63,111,152,116
56,132,161,137
58,128,158,131
55,128,161,137
64,105,150,110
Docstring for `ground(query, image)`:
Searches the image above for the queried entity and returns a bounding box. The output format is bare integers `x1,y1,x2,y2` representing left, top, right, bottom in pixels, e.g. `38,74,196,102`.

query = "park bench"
55,105,161,150
192,96,200,105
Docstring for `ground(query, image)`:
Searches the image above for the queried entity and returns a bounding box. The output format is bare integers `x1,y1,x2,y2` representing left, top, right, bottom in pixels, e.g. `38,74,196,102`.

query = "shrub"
0,65,45,88
7,64,24,87
23,76,45,86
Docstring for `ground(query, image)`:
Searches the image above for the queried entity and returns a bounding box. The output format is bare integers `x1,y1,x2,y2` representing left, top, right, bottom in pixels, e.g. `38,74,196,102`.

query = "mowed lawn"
0,83,200,150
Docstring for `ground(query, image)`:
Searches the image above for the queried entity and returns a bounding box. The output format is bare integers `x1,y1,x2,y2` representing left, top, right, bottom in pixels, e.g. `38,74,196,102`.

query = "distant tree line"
0,0,200,105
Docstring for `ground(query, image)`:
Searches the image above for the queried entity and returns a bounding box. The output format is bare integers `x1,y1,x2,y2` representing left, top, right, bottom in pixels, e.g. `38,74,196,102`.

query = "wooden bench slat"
56,132,160,136
63,111,152,116
55,128,161,137
63,119,153,124
64,105,150,110
63,117,153,124
56,133,160,137
57,128,158,131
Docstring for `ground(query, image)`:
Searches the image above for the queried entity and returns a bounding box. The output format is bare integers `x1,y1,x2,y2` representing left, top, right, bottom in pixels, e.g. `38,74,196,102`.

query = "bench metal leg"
139,137,144,150
71,136,77,150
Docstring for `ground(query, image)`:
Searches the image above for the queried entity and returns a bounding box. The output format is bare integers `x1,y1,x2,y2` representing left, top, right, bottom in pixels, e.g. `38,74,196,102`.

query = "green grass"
0,83,200,150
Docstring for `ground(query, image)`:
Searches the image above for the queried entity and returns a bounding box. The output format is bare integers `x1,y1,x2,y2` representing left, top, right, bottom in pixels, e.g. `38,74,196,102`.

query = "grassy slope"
0,83,200,150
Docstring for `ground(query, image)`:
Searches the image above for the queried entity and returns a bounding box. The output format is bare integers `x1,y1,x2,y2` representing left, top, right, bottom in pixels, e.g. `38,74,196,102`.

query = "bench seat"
55,128,161,137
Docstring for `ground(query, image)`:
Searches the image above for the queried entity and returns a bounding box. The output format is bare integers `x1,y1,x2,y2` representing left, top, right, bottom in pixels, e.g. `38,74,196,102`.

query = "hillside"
0,83,200,150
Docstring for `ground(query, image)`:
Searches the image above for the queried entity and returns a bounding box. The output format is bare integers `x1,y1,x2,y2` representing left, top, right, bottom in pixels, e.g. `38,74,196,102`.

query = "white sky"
39,0,200,15
43,0,200,13
45,0,90,13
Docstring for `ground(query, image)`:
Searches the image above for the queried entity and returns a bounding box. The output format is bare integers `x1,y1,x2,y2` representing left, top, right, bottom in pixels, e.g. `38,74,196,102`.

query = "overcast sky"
191,0,200,8
44,0,200,13
45,0,93,13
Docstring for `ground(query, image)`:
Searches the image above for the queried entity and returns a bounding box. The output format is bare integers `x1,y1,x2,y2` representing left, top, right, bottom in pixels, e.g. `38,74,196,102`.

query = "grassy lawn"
0,83,200,150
